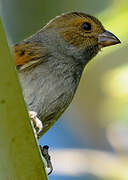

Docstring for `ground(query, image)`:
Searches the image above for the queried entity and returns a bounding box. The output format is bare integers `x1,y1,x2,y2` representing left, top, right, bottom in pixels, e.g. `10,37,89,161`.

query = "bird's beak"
98,30,121,48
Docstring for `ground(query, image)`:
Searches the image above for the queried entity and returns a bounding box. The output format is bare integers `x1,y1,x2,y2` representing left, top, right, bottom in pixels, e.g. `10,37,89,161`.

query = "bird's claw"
29,111,43,134
40,145,53,175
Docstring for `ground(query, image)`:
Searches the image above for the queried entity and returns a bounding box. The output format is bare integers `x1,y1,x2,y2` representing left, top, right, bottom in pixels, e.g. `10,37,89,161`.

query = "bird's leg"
29,111,43,135
40,145,53,175
29,111,53,175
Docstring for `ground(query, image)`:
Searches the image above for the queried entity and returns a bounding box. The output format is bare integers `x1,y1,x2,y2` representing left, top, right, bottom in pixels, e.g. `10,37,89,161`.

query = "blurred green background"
0,0,128,179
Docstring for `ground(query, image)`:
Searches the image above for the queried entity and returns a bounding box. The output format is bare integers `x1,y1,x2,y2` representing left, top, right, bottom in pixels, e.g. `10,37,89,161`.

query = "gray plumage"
14,12,120,137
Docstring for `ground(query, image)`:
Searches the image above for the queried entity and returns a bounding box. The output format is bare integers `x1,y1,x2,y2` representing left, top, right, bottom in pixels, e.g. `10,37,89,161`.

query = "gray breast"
18,57,83,135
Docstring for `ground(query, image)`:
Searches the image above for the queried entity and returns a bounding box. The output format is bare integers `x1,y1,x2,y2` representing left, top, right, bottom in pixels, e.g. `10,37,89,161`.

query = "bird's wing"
13,41,48,71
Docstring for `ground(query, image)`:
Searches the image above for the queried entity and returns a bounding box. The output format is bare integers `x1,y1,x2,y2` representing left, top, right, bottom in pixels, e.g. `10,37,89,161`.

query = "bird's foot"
40,145,53,175
29,111,43,134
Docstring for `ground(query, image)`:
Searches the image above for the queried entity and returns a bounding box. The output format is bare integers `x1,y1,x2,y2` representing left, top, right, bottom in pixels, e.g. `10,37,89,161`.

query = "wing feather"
13,41,47,71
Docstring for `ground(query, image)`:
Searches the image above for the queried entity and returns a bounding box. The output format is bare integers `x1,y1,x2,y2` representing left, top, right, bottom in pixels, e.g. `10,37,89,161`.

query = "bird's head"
44,12,120,64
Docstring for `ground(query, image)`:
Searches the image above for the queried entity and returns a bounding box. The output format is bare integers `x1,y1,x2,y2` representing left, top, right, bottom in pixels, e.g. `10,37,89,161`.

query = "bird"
13,11,120,174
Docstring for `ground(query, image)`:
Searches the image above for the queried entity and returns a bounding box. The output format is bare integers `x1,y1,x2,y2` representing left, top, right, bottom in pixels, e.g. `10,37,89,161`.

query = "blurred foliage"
0,0,128,179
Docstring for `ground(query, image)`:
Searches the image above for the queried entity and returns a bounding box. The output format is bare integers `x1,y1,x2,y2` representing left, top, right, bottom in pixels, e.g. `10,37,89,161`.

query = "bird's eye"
81,22,92,31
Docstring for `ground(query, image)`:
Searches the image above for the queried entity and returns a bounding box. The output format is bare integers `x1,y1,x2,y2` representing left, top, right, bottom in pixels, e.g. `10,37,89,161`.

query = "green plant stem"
0,17,48,180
